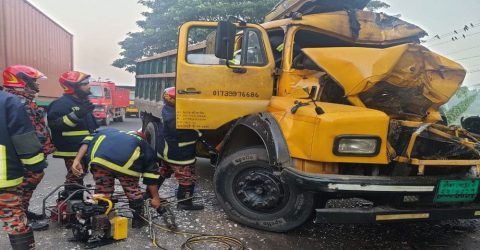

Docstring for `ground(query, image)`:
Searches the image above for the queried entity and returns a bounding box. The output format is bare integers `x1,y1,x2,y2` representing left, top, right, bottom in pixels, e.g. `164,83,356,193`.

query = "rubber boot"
129,199,147,228
176,185,204,211
26,211,45,221
28,221,49,231
26,211,49,231
8,229,35,250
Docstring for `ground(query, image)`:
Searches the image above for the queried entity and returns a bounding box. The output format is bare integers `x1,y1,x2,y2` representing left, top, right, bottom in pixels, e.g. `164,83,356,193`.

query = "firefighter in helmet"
2,65,53,231
47,71,98,193
0,87,47,249
71,128,162,228
156,87,204,210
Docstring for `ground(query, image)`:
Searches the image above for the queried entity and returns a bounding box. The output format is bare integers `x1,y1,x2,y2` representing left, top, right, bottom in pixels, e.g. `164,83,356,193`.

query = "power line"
445,44,480,56
428,30,480,47
422,21,480,43
465,62,480,68
455,54,480,61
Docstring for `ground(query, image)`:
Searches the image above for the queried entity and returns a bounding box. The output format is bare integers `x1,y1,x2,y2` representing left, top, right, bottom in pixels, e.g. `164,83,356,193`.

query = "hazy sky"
29,0,146,86
29,0,480,87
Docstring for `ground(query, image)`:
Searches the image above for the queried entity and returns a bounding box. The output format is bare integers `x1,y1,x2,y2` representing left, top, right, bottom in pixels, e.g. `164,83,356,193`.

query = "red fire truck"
89,81,129,126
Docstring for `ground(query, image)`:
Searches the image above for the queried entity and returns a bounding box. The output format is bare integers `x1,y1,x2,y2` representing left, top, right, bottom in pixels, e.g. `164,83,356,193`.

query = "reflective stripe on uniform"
195,129,202,137
83,136,94,142
62,130,90,136
89,147,142,177
143,172,160,179
158,141,196,165
0,176,23,188
0,145,6,181
0,145,24,187
63,116,77,127
20,153,45,166
53,151,77,157
91,135,106,158
178,141,196,147
276,43,284,52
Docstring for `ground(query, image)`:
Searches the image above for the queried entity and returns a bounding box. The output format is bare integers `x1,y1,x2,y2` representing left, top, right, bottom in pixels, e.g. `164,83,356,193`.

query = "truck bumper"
281,167,441,194
93,112,107,119
126,107,138,113
315,205,480,223
281,167,480,223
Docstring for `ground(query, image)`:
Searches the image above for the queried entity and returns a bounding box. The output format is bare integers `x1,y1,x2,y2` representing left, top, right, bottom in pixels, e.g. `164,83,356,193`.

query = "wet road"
1,117,479,249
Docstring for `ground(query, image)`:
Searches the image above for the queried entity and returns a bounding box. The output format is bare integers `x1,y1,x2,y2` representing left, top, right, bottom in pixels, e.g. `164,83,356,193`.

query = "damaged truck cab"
137,1,480,232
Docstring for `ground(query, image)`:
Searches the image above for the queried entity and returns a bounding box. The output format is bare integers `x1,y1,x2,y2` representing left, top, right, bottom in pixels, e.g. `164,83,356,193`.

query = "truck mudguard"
220,112,291,169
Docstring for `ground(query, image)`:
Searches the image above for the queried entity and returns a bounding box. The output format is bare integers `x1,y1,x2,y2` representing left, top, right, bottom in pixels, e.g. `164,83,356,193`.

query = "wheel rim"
233,167,288,214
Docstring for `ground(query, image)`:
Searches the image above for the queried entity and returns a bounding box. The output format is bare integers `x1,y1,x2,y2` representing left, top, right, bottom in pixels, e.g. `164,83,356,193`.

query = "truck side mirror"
215,21,236,60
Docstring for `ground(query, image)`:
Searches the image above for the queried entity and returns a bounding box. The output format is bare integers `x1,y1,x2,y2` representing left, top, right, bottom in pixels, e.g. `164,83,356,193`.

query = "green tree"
366,0,390,11
446,90,479,124
113,0,389,72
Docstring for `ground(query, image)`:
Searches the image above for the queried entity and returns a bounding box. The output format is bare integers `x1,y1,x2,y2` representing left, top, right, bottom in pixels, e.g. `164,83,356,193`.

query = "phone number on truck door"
212,90,260,98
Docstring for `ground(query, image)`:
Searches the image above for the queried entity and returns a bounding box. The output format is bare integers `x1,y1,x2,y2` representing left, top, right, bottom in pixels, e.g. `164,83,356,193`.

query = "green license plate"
434,179,480,203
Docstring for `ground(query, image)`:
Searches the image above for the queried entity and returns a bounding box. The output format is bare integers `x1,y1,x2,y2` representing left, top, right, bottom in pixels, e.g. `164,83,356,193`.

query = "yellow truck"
136,0,480,232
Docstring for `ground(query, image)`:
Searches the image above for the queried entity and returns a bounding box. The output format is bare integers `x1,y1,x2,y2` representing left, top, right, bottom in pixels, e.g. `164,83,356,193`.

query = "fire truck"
89,81,129,126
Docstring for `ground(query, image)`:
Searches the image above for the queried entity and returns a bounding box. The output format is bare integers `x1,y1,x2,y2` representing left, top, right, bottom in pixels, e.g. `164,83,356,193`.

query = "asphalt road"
1,117,480,250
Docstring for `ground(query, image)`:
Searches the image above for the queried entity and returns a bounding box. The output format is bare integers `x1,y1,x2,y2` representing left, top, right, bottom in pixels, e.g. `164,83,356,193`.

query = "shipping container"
0,0,73,105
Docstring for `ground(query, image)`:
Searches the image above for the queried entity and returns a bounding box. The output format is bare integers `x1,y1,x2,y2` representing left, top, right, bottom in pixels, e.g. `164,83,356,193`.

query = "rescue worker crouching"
2,65,53,231
71,128,161,228
47,71,98,194
157,87,204,211
0,88,47,249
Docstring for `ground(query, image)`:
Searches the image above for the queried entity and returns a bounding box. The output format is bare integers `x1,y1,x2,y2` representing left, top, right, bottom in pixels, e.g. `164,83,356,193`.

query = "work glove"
74,101,95,119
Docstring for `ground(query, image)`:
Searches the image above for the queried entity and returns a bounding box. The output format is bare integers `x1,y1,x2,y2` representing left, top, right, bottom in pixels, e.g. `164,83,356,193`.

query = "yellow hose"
93,196,113,215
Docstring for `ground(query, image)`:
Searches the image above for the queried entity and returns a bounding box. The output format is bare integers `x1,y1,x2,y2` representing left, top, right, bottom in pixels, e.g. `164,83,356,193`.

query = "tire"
214,147,315,232
119,110,125,122
144,121,159,152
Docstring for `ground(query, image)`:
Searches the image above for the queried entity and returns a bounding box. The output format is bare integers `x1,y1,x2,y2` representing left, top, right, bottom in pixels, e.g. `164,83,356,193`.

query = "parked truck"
127,89,140,117
89,81,129,126
0,0,73,106
136,0,480,232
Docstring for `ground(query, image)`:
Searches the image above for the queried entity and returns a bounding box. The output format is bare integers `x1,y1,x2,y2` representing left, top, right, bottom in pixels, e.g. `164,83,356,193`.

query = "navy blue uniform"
47,94,97,185
157,105,201,166
156,104,204,210
0,91,46,236
47,94,98,158
82,128,160,185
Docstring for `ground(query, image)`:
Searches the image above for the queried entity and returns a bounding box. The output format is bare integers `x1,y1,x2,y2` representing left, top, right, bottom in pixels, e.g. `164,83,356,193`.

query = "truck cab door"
176,21,275,129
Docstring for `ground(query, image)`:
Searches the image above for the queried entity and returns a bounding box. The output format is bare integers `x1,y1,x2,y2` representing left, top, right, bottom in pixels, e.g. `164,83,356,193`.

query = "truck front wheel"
214,147,314,232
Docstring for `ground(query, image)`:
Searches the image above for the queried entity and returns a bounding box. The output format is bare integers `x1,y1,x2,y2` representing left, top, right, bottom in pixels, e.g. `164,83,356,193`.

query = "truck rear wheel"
214,147,314,232
118,110,125,122
103,116,110,126
144,121,158,152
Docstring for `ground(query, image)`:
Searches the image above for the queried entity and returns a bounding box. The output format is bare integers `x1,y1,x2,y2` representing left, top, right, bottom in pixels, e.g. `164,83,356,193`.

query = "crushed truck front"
264,10,480,225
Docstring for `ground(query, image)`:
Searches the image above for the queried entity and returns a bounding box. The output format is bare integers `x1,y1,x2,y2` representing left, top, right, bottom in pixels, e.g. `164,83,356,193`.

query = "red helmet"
59,71,90,94
2,65,45,88
162,87,176,106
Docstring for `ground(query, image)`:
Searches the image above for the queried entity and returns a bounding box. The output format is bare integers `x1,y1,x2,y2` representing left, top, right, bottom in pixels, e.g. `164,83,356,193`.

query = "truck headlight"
333,136,381,156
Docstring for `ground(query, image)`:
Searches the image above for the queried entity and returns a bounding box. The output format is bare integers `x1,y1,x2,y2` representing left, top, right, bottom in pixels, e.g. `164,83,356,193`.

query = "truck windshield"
89,86,103,98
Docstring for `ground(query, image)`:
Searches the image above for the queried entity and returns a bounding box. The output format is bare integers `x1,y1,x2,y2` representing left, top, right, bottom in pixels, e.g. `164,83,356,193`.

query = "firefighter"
47,71,98,192
156,87,204,210
0,89,47,249
70,128,161,228
2,65,53,231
